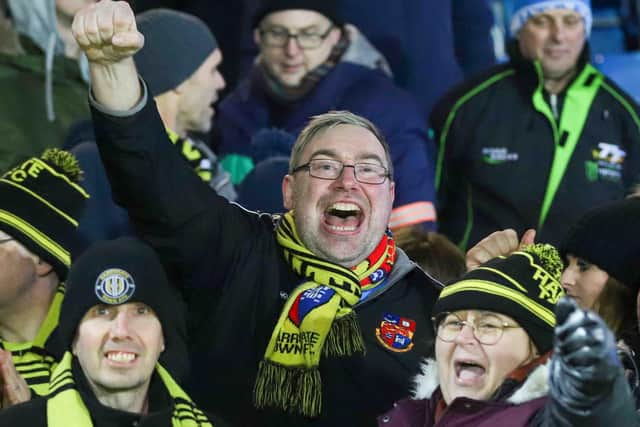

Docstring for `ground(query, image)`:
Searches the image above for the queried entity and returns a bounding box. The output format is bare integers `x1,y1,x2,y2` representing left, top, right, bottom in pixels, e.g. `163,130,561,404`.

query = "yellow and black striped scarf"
0,283,64,397
254,211,395,417
47,352,213,427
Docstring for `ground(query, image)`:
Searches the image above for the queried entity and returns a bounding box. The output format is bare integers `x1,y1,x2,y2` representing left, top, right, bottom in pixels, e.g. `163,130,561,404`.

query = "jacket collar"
506,39,591,94
411,358,550,405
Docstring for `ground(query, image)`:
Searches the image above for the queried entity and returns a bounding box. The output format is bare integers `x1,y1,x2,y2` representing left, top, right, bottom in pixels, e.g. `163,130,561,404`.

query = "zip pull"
550,93,559,120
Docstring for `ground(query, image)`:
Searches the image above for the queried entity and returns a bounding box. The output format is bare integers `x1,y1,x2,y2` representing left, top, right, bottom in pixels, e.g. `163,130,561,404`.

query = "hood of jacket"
7,0,64,55
6,0,89,122
341,24,392,77
411,358,549,405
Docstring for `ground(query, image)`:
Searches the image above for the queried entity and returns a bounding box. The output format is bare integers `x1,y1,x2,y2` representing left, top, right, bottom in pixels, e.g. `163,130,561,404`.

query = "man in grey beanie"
134,8,234,200
67,7,236,251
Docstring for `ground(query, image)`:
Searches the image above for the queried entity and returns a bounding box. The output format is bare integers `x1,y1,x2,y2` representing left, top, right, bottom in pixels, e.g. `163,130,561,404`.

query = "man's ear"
282,174,294,210
71,335,78,356
35,258,53,277
253,28,262,47
328,26,342,45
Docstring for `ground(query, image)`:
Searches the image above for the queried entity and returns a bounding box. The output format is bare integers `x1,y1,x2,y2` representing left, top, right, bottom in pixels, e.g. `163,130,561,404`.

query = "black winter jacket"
431,43,640,249
90,89,442,427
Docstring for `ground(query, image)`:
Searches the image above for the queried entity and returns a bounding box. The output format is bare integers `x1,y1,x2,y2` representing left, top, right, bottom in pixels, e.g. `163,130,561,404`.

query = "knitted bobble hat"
434,244,565,353
0,149,88,279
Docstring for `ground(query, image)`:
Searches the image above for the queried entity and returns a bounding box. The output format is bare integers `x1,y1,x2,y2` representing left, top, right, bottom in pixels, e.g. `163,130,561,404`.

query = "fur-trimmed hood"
411,358,550,405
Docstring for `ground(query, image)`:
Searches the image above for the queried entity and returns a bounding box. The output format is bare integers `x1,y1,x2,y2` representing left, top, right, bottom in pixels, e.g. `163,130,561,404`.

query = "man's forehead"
0,229,12,240
304,126,385,159
263,9,331,28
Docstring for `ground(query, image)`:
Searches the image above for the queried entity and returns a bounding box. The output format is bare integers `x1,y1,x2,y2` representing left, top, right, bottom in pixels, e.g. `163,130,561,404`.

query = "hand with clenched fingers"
72,0,143,64
72,0,144,111
465,228,536,270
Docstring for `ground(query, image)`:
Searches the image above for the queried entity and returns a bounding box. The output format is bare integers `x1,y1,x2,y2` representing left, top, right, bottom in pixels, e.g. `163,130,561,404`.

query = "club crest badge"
95,268,136,305
376,313,416,352
288,285,335,327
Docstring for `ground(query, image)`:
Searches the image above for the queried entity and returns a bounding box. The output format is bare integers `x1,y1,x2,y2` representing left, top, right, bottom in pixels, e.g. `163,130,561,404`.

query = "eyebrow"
308,149,386,165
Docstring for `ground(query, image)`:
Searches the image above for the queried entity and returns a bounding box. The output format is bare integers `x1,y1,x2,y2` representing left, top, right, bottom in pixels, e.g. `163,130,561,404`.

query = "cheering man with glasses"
216,0,438,233
71,1,442,424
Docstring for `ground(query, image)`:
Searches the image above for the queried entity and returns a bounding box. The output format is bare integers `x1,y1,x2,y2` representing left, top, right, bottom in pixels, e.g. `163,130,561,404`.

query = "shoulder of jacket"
596,74,640,126
430,63,515,132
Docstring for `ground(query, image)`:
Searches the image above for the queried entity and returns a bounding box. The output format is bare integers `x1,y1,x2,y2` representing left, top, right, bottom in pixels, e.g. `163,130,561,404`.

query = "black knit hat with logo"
252,0,343,28
135,9,218,96
561,197,640,290
433,244,565,353
0,149,88,280
56,237,180,353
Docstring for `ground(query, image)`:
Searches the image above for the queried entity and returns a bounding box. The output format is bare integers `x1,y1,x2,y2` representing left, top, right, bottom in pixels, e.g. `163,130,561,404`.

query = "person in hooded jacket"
0,0,92,172
379,244,637,426
216,0,438,232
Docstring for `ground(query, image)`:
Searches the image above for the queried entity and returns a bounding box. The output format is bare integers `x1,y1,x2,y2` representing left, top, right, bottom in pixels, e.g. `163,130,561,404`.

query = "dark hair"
595,275,637,339
397,229,465,284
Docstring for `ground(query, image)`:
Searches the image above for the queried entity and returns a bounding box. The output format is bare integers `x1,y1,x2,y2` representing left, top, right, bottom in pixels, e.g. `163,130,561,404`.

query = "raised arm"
72,0,144,111
71,1,264,289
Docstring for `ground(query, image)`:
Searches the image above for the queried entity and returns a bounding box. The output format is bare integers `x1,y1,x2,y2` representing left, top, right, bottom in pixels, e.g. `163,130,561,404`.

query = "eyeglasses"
292,159,390,184
259,25,335,49
432,312,522,345
0,238,14,245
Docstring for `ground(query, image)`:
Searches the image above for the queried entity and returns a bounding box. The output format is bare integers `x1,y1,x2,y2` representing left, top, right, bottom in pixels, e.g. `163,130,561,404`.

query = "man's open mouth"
324,202,363,232
105,351,138,363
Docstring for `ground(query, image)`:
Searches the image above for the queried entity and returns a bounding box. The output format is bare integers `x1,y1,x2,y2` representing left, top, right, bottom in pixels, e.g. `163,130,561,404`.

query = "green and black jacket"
0,284,64,397
431,42,640,250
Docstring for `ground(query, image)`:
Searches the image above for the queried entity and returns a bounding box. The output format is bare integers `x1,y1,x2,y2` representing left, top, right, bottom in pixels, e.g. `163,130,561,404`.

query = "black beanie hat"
561,197,640,290
252,0,343,28
135,9,218,96
0,149,88,280
57,237,179,354
433,244,565,353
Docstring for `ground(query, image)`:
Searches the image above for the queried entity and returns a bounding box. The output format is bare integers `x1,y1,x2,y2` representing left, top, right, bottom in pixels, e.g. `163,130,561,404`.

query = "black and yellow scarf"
47,352,213,427
254,211,396,416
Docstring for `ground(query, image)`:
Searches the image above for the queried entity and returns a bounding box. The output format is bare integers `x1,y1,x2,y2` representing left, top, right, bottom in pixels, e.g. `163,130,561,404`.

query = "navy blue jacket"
217,61,438,230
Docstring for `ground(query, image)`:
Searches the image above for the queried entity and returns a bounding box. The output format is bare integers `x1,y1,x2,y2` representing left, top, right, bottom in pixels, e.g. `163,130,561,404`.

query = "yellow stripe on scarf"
47,352,213,427
254,211,395,417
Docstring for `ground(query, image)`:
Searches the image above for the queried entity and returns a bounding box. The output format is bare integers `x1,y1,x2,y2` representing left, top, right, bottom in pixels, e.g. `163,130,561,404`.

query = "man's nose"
550,22,567,41
284,35,302,56
334,164,359,187
110,311,133,338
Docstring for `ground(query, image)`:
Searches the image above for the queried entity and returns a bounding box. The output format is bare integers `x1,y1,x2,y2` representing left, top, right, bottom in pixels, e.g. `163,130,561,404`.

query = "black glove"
549,297,621,412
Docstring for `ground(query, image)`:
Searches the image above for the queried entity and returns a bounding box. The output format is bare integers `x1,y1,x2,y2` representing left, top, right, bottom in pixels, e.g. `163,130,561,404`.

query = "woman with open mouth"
378,244,637,426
